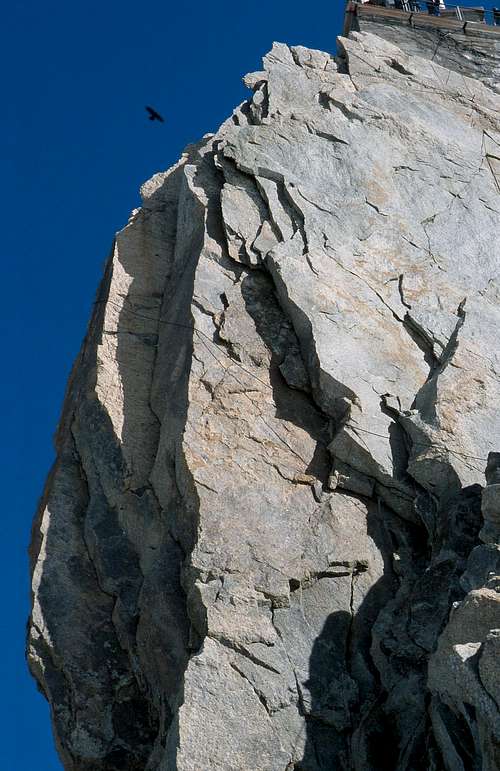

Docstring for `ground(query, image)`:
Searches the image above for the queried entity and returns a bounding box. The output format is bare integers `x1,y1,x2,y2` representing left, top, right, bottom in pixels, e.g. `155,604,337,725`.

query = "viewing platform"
344,1,500,37
343,1,500,86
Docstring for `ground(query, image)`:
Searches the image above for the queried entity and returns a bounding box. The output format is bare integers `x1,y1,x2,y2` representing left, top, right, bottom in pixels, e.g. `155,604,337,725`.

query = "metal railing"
354,1,500,26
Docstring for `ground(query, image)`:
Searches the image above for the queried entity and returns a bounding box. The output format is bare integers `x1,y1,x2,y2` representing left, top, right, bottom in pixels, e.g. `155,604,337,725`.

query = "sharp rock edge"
29,29,500,771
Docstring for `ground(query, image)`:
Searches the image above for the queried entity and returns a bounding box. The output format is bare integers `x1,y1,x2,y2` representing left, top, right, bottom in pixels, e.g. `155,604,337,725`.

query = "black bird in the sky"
145,106,165,123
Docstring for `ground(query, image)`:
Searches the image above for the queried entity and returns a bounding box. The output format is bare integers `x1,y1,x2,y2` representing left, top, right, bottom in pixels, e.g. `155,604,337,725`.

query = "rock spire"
29,24,500,771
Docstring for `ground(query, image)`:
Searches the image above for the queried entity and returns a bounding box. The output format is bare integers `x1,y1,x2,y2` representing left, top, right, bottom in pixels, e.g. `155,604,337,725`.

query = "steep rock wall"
29,30,500,771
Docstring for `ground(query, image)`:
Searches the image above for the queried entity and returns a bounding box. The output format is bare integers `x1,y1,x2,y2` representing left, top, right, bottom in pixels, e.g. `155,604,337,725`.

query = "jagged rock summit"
29,23,500,771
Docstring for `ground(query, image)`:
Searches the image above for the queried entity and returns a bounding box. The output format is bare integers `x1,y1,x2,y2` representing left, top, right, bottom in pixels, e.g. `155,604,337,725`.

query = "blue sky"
1,1,495,768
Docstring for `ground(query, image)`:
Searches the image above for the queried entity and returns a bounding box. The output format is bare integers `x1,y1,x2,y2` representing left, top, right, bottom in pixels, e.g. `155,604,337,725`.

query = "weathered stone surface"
29,21,500,771
481,453,500,543
461,543,500,592
428,588,500,771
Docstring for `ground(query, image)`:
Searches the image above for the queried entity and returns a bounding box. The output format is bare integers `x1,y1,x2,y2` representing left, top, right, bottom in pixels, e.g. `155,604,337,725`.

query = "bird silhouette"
145,106,165,123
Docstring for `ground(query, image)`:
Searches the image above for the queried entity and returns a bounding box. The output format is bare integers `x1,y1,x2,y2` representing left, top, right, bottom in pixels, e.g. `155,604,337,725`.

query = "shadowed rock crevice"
238,270,331,483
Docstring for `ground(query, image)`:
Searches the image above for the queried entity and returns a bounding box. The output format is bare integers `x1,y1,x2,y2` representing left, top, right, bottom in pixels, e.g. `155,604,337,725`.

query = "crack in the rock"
304,116,350,146
215,637,282,675
228,661,273,715
365,196,389,216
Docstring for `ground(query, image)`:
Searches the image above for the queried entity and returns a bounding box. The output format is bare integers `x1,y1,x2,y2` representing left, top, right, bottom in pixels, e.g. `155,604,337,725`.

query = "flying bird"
145,106,165,123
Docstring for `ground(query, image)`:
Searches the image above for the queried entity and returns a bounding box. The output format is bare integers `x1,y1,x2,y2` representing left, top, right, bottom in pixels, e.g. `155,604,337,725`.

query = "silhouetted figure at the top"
426,0,442,14
145,106,165,123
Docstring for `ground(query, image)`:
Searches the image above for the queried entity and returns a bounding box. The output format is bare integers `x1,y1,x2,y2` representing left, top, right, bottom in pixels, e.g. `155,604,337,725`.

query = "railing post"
456,5,463,21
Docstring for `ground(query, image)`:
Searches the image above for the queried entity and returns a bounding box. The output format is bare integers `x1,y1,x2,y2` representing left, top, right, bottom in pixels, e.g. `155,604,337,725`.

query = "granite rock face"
29,28,500,771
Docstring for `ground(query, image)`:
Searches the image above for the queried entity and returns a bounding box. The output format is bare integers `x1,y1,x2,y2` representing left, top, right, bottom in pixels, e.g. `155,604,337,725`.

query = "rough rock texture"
29,24,500,771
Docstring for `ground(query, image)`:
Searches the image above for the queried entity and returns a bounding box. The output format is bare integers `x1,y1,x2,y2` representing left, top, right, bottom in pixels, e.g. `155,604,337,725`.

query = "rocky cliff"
28,25,500,771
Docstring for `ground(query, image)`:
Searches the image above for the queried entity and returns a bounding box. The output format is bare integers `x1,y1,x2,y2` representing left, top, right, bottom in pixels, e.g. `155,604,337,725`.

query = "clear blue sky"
0,1,494,769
